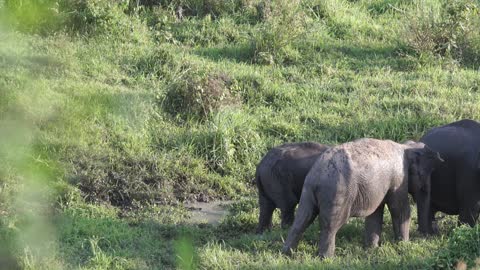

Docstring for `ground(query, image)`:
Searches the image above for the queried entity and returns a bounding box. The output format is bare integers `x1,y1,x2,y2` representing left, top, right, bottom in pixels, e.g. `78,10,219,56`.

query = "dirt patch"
185,200,233,225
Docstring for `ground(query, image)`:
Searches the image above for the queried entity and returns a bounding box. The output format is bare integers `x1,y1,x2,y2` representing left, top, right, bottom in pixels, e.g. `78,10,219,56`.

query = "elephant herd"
254,119,480,258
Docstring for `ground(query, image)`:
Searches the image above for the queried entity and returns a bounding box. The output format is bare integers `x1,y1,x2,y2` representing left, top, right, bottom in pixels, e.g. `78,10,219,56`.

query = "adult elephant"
420,119,480,232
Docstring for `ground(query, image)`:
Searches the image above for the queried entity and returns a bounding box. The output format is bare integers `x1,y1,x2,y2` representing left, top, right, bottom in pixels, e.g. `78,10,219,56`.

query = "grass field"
1,0,480,269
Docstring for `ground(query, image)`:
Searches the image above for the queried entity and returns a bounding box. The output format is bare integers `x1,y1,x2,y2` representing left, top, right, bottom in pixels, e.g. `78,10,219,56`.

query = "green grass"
1,0,480,268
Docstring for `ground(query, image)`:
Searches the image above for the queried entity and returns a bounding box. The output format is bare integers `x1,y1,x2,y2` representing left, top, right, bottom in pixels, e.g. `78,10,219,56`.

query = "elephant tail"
255,172,264,196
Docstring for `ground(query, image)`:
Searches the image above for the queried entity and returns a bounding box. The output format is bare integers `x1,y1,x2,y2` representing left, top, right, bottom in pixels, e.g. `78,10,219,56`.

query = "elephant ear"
477,152,480,170
407,145,443,189
409,145,443,165
422,145,444,167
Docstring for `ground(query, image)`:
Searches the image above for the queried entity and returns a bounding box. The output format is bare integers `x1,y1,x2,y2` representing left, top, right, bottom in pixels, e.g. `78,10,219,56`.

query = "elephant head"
405,142,444,235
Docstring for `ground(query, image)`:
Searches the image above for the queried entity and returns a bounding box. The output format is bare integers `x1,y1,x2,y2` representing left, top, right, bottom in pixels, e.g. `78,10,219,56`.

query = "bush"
405,0,480,66
190,110,264,176
432,225,480,269
61,0,151,40
250,0,306,65
163,67,241,121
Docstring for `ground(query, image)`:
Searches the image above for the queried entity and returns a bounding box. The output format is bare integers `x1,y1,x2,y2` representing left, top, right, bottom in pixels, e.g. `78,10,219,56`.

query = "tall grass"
1,0,480,268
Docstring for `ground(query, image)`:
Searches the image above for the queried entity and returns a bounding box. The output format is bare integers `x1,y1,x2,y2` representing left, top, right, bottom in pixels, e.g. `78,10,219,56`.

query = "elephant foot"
317,251,334,260
281,246,293,256
364,240,381,249
255,225,272,234
418,223,439,236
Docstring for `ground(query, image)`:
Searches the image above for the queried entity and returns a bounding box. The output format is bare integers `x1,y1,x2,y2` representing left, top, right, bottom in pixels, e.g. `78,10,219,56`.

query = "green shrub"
163,67,241,121
432,225,480,269
250,0,306,65
405,0,480,66
61,0,151,40
190,110,264,176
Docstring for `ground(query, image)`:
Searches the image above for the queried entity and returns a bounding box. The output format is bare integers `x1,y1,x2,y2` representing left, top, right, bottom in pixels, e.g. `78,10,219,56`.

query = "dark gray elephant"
255,142,330,234
420,119,480,232
282,138,443,258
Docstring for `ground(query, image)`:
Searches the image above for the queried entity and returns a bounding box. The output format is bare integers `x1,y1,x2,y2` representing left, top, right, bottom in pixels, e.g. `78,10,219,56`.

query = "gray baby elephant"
282,138,443,258
255,142,330,233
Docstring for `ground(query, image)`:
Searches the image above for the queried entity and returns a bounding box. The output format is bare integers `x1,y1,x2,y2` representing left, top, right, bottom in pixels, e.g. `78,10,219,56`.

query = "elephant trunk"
415,190,431,235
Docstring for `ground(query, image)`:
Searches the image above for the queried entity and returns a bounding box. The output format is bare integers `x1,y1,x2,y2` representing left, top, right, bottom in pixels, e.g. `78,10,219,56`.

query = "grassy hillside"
1,0,480,269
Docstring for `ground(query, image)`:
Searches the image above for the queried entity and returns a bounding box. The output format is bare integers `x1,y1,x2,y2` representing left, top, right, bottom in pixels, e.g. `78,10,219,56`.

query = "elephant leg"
365,203,385,248
280,191,299,229
458,211,476,227
456,168,479,227
282,191,318,255
317,196,350,258
280,206,296,229
458,201,479,227
387,196,411,241
256,193,275,234
317,209,349,258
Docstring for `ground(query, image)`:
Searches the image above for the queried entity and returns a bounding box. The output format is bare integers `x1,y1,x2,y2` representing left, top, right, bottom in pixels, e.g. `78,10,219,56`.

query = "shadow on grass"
301,114,446,145
193,43,255,64
310,42,417,73
193,40,418,73
0,53,68,78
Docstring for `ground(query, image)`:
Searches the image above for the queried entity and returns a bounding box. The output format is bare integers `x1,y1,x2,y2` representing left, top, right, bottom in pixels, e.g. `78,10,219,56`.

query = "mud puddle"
185,200,233,225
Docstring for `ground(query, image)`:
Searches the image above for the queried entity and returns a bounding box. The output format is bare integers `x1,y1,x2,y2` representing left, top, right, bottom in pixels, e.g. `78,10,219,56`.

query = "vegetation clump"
405,0,480,66
251,0,306,65
164,68,241,120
